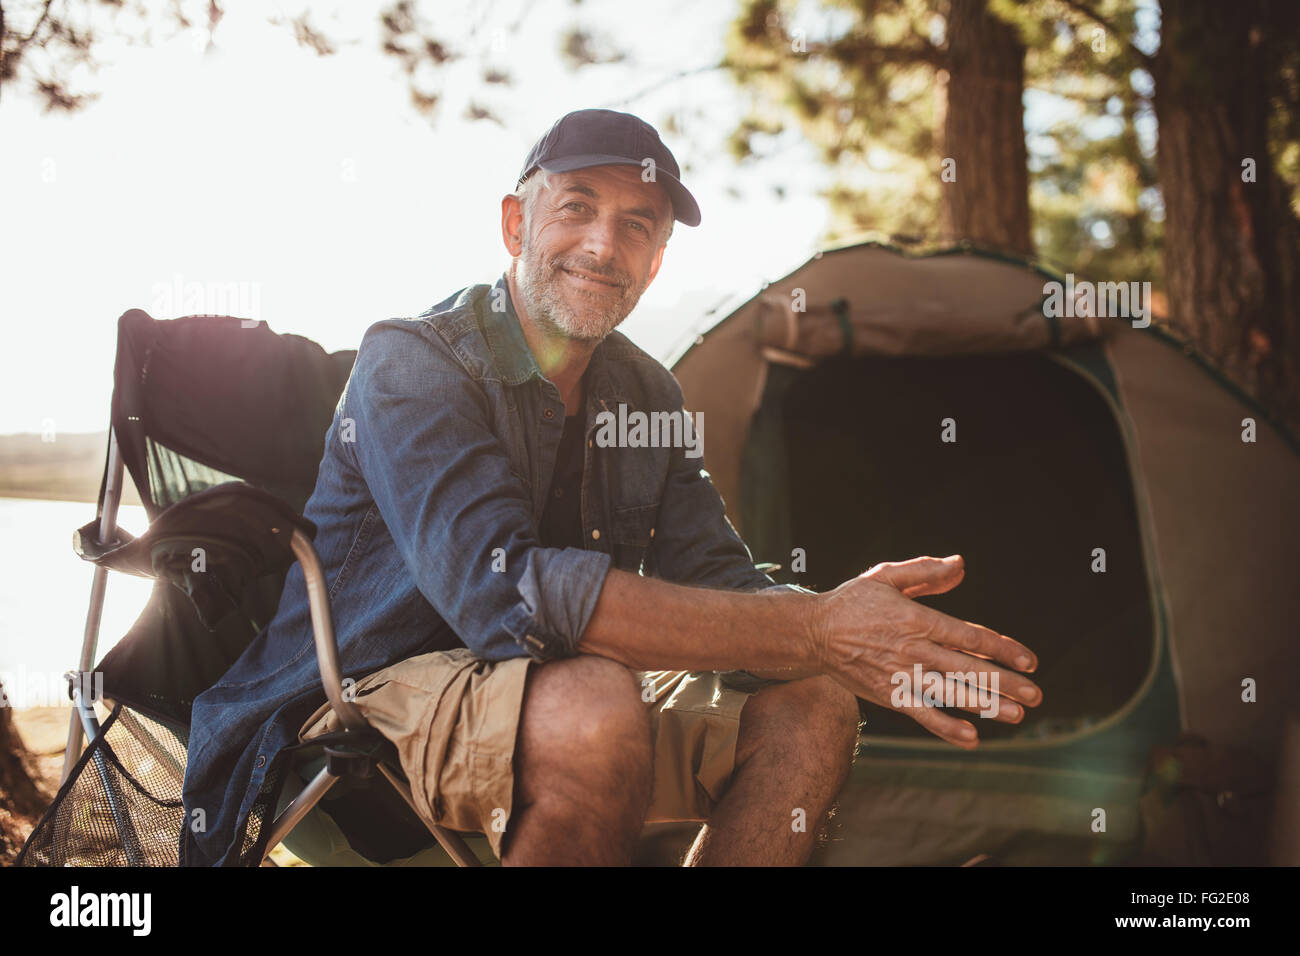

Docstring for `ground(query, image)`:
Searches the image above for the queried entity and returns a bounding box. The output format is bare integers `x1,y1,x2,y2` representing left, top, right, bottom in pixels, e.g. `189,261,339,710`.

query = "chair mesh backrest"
87,311,356,725
105,309,356,519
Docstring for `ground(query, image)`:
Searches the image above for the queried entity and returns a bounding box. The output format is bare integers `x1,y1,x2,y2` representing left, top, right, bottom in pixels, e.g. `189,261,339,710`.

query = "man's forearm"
575,567,824,678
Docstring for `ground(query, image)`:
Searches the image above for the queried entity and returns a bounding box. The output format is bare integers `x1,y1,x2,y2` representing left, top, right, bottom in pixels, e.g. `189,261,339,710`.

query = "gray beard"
514,242,642,342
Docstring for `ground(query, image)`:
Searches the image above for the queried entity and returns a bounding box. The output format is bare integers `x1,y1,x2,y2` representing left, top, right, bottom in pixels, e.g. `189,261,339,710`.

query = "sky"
0,0,834,436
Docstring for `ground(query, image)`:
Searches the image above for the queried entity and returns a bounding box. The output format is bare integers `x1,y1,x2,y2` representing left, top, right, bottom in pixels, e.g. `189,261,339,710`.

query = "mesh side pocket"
17,701,188,867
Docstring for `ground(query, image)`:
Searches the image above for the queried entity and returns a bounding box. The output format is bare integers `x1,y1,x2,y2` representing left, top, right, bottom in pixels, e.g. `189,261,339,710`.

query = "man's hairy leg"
685,674,860,866
501,656,652,865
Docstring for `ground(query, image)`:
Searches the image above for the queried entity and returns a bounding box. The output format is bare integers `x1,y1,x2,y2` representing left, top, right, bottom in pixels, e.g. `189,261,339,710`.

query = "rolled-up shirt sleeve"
341,319,611,662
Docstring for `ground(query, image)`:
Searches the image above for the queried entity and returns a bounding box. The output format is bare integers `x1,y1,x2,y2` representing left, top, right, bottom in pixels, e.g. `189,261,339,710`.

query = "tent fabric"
749,244,1106,360
672,243,1111,533
819,769,1145,866
1105,327,1300,760
672,307,771,535
670,241,1298,864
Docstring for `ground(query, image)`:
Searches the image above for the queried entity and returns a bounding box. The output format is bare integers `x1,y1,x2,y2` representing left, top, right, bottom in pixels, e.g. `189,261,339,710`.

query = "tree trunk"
940,0,1033,256
1153,0,1300,426
0,682,50,862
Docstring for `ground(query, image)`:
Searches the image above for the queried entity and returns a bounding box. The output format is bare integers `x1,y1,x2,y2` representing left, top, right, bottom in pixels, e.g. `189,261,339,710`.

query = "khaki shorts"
297,648,770,860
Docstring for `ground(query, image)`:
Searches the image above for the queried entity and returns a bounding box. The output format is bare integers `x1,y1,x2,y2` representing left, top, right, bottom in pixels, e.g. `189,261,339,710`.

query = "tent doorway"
744,349,1156,743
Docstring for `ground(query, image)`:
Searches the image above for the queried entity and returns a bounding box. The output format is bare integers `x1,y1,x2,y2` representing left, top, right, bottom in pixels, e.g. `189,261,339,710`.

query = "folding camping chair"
17,308,487,867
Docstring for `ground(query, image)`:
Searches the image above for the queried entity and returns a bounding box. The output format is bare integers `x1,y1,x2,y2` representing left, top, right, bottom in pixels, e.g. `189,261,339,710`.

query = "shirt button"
591,529,600,540
554,487,563,498
649,527,655,538
544,408,555,419
255,755,266,768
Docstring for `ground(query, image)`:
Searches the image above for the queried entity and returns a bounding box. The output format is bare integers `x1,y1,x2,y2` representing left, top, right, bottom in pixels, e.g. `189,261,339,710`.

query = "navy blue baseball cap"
517,108,701,227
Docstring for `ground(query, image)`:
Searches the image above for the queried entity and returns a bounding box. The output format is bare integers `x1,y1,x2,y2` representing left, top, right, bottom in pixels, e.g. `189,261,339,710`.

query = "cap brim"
535,154,701,227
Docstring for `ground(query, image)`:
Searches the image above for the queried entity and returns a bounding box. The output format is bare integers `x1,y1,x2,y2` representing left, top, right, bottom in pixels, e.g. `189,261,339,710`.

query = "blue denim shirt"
180,271,794,866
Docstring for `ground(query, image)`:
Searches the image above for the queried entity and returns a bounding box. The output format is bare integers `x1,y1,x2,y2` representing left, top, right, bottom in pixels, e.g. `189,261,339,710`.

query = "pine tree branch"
1055,0,1153,67
805,35,948,70
600,60,727,109
15,0,55,45
1023,82,1114,109
0,0,59,103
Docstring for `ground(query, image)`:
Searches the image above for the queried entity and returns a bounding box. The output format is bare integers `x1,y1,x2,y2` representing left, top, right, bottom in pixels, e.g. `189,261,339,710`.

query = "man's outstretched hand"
810,555,1042,749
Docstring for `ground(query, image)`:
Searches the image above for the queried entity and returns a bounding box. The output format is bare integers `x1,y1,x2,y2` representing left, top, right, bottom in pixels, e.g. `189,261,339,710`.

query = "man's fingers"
864,555,965,597
900,701,980,750
894,674,1026,725
919,644,1043,708
900,570,964,599
900,669,1031,722
920,607,1039,674
972,698,1024,724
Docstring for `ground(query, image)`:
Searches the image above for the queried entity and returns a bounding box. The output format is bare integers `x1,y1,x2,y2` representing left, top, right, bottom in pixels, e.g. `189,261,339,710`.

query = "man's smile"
560,266,622,290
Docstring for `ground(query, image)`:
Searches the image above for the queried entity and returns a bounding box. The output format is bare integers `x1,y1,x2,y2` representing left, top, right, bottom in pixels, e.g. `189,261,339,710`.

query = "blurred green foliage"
724,0,1165,285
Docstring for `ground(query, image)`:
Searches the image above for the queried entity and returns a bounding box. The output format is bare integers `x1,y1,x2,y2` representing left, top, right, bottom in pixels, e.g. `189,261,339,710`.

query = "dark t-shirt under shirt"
538,409,586,550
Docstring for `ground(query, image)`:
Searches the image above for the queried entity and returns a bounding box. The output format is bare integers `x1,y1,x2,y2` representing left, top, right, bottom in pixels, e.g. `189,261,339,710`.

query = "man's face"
510,165,671,342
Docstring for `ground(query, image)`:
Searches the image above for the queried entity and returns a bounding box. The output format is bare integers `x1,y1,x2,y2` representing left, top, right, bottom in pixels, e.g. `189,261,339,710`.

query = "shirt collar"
484,271,631,410
482,272,542,386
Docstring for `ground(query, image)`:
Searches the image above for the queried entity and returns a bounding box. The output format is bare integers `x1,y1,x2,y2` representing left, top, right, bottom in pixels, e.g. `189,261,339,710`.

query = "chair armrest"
72,481,315,576
287,526,365,731
73,480,364,732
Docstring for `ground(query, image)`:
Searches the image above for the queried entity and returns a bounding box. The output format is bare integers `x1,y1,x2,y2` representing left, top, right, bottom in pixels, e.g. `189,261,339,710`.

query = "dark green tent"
669,241,1300,865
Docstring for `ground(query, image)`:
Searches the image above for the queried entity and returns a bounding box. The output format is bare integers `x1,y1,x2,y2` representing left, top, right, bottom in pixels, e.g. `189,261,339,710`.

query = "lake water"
0,496,154,707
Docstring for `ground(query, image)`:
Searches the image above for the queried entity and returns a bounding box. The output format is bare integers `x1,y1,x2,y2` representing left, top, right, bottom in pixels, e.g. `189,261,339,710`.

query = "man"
180,108,1042,867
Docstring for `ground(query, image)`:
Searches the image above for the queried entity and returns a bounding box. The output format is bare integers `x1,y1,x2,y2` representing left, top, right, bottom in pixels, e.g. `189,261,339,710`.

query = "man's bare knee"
521,655,648,745
515,655,652,806
736,675,861,770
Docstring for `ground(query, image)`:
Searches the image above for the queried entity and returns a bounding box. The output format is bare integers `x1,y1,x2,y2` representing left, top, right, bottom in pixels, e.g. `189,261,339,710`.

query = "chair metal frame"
61,426,482,867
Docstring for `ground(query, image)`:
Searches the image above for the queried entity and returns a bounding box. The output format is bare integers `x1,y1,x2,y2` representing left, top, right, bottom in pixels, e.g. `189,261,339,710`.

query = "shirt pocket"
610,502,657,573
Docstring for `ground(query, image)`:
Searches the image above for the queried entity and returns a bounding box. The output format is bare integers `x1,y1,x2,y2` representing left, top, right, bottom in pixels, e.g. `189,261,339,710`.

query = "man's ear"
501,194,525,257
